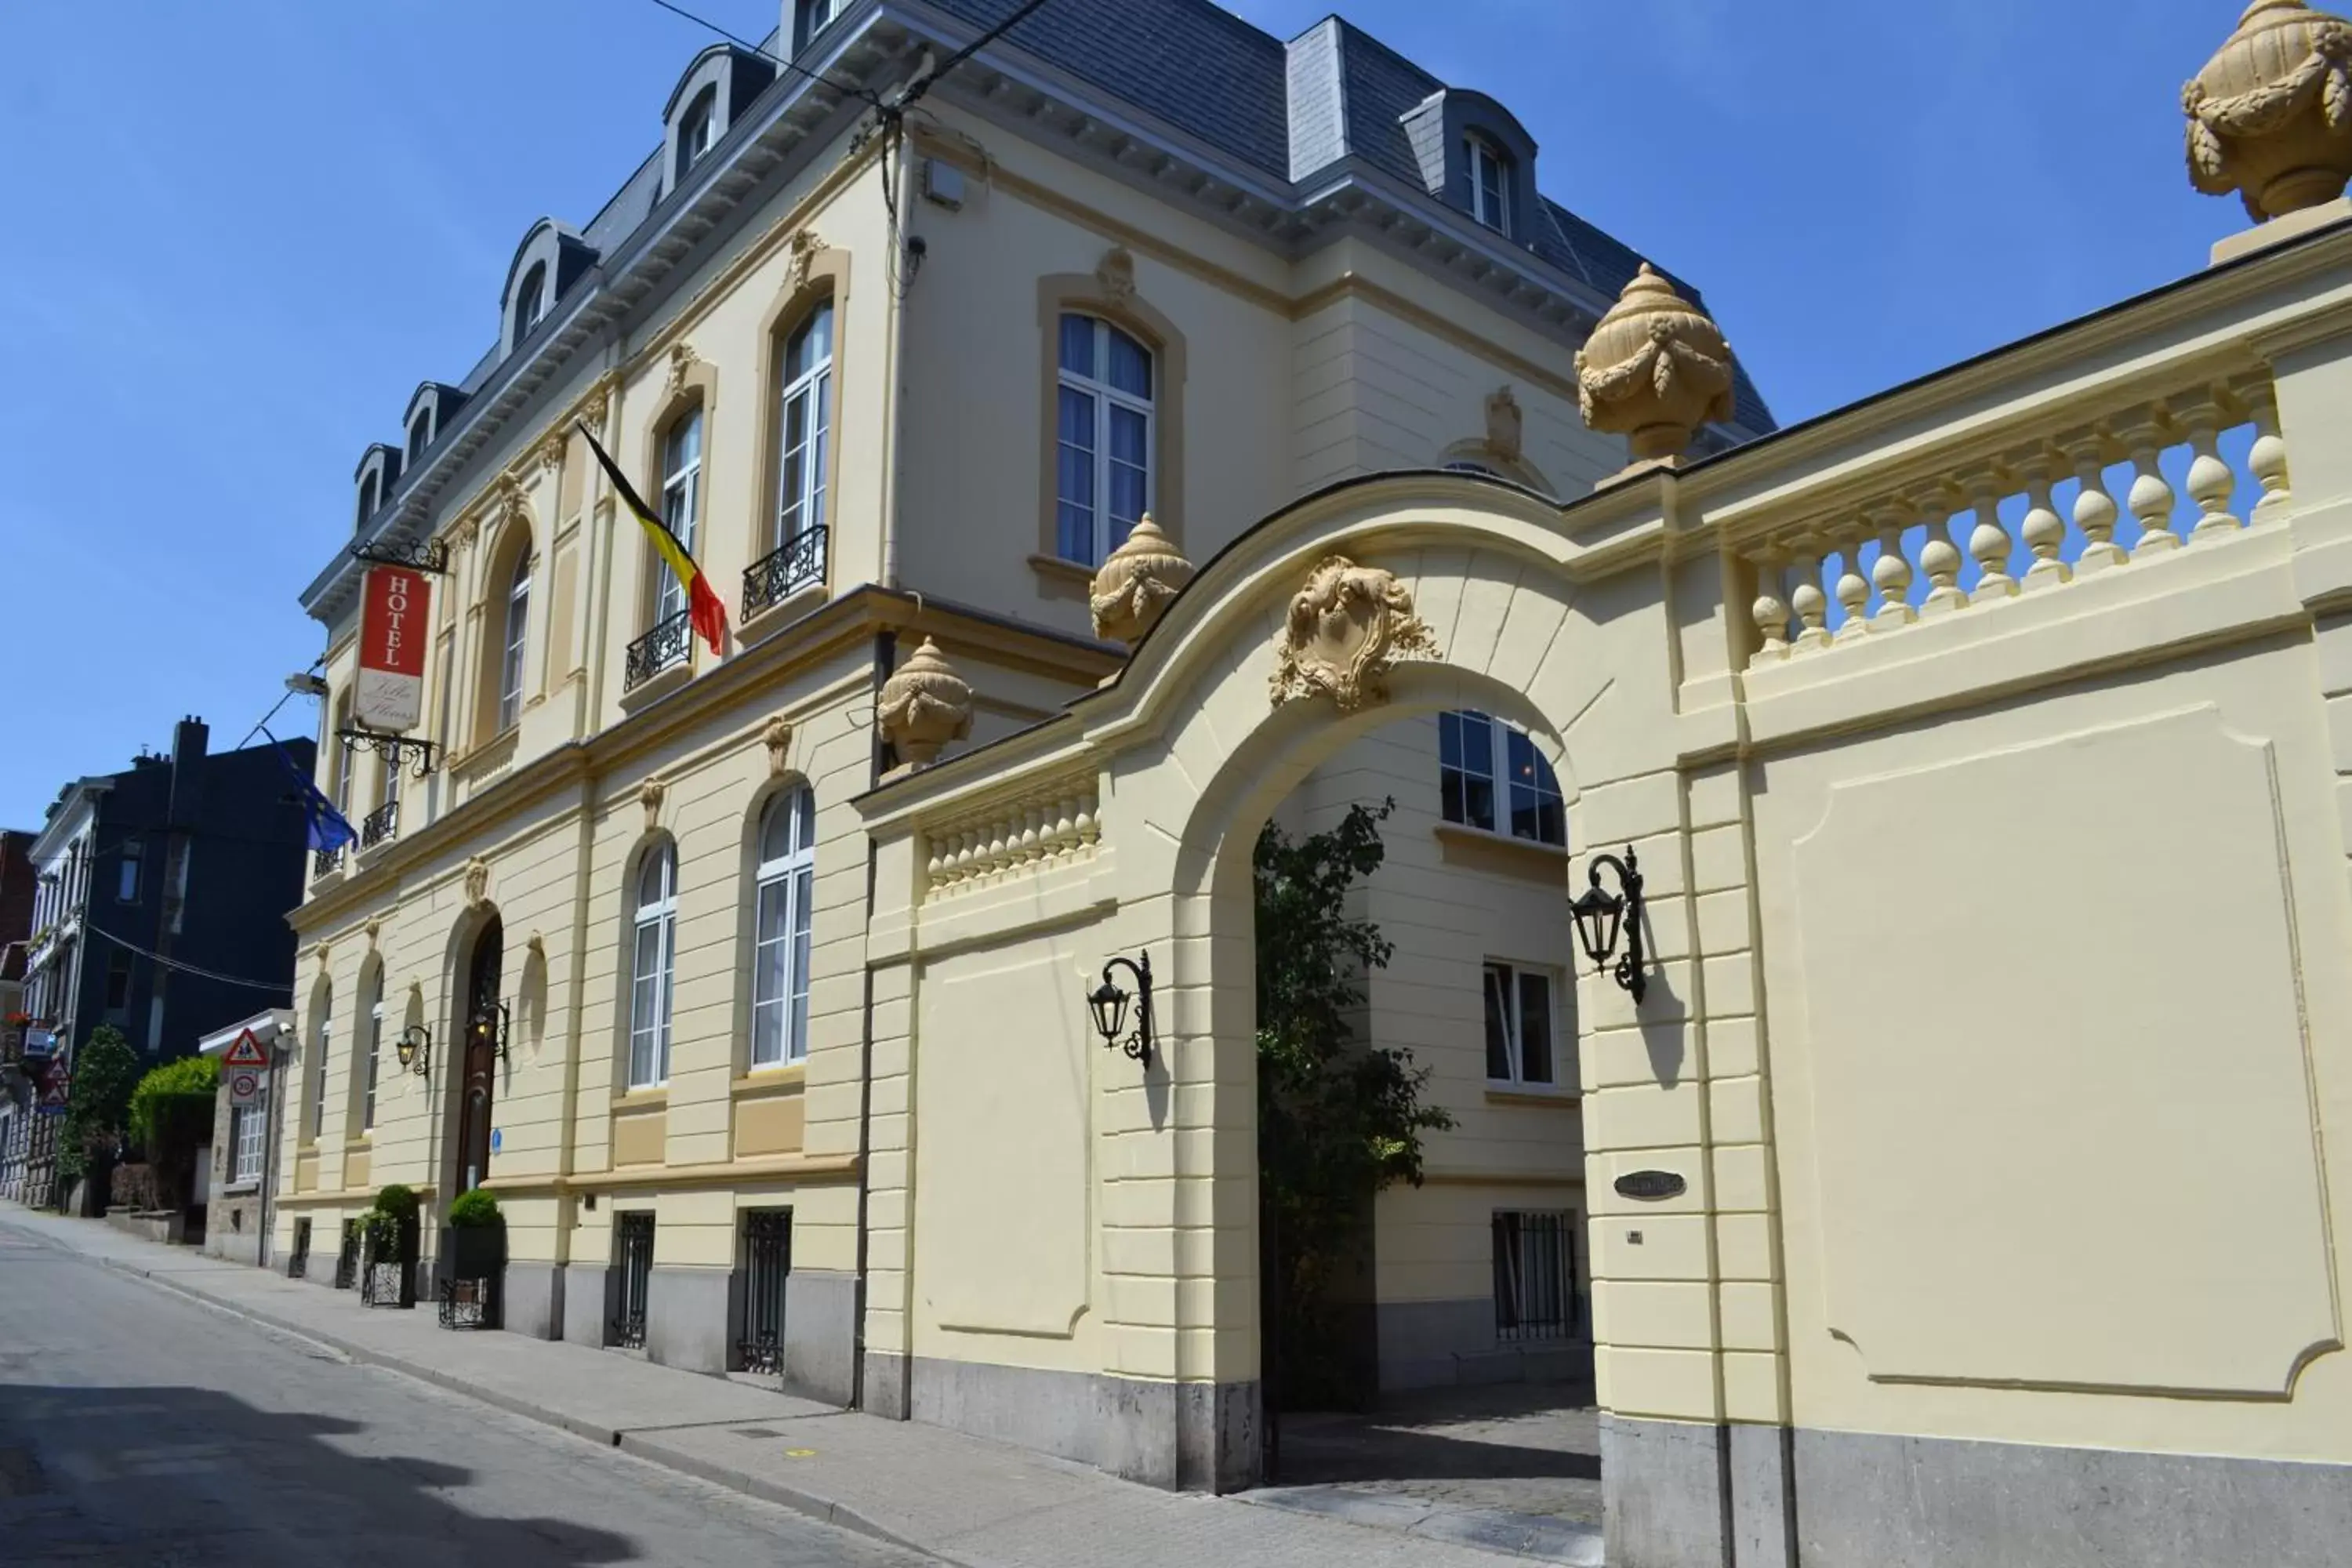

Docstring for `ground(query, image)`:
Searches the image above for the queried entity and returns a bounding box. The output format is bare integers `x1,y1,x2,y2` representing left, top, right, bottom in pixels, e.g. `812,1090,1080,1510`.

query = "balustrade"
922,775,1100,899
1741,372,2288,672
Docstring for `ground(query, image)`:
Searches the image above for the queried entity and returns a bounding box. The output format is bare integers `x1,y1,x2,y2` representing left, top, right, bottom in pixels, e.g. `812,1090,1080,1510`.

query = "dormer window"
793,0,840,54
356,472,380,531
407,410,432,463
1467,134,1510,234
515,261,548,341
677,85,717,180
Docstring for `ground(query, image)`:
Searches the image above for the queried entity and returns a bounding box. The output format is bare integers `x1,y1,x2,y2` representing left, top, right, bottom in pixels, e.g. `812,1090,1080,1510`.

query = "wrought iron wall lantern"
394,1025,433,1077
470,1000,512,1064
1086,950,1156,1067
1569,847,1648,1004
338,728,440,780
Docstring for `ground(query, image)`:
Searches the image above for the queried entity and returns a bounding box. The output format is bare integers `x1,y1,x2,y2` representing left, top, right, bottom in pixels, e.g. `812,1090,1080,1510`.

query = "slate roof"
424,0,1774,431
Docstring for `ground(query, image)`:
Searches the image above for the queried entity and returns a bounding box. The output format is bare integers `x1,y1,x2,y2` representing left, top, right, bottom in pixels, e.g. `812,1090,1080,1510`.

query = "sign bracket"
338,728,440,779
349,537,449,575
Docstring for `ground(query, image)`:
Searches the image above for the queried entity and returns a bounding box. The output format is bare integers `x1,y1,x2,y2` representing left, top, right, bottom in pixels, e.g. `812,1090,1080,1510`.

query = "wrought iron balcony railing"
624,608,693,692
360,800,399,849
314,844,345,878
741,525,828,619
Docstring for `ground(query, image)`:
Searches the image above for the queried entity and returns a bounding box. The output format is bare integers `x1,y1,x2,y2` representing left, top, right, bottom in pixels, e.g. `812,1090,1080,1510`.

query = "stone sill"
1486,1085,1580,1107
1432,822,1572,882
1028,553,1095,601
731,1065,807,1096
738,583,829,648
616,657,695,715
611,1087,670,1112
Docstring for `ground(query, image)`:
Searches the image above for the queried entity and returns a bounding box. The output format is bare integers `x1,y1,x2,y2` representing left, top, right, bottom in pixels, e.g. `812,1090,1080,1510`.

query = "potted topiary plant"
439,1188,504,1329
364,1183,422,1308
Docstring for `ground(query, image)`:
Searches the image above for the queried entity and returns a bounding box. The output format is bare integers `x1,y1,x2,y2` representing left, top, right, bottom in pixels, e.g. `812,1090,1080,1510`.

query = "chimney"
169,715,208,828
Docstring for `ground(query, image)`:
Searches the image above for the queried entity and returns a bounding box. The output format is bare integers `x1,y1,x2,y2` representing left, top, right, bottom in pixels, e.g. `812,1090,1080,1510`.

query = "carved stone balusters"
1918,488,1969,617
1832,526,1873,642
1869,508,1917,631
2017,452,2072,591
2120,416,2181,557
2180,394,2244,541
1788,537,1832,655
2067,434,2127,575
2245,384,2292,523
1747,549,1790,666
1962,470,2018,604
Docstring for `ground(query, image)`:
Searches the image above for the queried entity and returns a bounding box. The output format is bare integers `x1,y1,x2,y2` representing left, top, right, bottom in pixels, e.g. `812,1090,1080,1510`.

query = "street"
0,1222,937,1567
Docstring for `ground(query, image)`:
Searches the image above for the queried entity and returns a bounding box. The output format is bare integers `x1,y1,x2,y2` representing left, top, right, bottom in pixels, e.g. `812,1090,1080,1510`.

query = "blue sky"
0,0,2251,828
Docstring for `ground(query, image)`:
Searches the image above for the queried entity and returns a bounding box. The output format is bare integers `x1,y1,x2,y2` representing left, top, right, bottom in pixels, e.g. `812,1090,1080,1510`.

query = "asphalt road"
0,1221,938,1567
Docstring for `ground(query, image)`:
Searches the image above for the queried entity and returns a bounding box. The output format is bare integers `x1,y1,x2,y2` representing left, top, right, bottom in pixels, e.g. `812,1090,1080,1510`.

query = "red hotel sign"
355,565,431,731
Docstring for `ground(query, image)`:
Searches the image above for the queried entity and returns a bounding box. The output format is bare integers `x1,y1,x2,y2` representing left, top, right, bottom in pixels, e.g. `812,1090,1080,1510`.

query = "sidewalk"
0,1202,1586,1568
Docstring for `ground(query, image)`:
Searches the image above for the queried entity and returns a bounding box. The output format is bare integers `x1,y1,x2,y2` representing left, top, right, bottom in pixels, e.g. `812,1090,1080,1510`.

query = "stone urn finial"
2185,1,2352,221
1573,263,1737,472
877,637,973,770
1089,514,1195,648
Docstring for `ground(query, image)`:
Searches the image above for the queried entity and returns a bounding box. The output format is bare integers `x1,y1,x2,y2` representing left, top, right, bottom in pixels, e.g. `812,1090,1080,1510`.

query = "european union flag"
268,731,356,852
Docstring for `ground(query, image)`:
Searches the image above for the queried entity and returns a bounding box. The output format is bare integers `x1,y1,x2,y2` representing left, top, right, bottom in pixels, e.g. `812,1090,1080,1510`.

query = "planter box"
437,1221,506,1330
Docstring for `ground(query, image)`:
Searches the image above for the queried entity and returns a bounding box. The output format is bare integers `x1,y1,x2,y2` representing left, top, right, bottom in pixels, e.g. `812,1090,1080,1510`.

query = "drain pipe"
851,628,895,1410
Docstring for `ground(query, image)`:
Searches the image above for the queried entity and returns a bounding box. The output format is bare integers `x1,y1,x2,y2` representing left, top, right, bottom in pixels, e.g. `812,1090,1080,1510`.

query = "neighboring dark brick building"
10,719,314,1208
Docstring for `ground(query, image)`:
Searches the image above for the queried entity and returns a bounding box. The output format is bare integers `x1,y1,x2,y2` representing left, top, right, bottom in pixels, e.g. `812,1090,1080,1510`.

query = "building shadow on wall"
0,1384,639,1566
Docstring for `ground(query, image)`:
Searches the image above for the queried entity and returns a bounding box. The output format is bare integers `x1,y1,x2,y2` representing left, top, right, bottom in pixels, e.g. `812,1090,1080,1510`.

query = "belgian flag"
579,421,728,656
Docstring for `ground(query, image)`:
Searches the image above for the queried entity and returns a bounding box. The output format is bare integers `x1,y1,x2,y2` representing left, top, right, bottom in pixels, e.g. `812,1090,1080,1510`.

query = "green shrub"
374,1183,420,1223
128,1054,219,1145
448,1189,502,1229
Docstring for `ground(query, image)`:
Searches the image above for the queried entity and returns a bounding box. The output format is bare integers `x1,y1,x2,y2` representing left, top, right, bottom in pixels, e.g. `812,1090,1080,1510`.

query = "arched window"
357,471,380,531
657,410,703,624
309,989,332,1141
629,843,678,1088
407,410,432,464
1055,313,1153,566
677,84,717,180
498,545,532,731
776,301,833,551
332,691,354,821
515,261,548,342
361,967,383,1134
750,786,816,1067
1439,710,1564,845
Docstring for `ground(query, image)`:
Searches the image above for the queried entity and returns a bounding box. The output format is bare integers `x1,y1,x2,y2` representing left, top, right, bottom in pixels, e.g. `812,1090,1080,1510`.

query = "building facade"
0,828,38,1200
279,0,1771,1421
9,720,313,1208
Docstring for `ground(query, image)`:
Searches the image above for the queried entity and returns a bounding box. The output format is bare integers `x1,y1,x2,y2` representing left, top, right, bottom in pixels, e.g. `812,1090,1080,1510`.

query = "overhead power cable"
82,921,296,996
644,0,884,106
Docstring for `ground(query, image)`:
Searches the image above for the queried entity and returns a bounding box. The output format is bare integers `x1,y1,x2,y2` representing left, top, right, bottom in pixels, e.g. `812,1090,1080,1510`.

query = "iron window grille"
289,1218,312,1280
612,1212,655,1349
313,844,345,878
742,525,828,619
737,1209,793,1375
624,609,693,691
1493,1209,1577,1343
360,800,398,849
334,1220,361,1290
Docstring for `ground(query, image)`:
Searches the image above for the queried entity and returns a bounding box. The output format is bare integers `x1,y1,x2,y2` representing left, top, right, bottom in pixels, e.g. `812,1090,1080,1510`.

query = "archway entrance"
456,915,502,1194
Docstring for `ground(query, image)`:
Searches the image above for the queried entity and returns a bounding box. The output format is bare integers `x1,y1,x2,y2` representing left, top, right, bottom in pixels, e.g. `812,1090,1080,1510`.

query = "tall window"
310,992,333,1140
1439,710,1563,845
678,85,717,179
408,410,432,463
658,411,703,623
499,547,532,731
751,786,816,1067
1493,1210,1577,1341
1483,960,1556,1087
379,750,401,816
104,950,132,1012
362,982,382,1134
515,261,548,341
1055,313,1152,566
793,0,840,53
776,303,833,550
231,1103,263,1184
332,692,354,821
357,472,380,531
117,840,141,902
1467,135,1510,233
630,844,678,1088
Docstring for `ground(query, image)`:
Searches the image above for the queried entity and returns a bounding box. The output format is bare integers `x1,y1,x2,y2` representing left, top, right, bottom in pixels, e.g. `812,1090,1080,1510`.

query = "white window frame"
517,263,547,339
630,844,678,1089
117,841,140,902
750,787,817,1068
1483,960,1559,1088
680,85,717,174
1467,134,1510,233
363,997,382,1132
232,1103,263,1185
793,0,840,53
499,548,531,731
332,695,354,819
775,304,833,551
309,994,332,1142
1055,314,1154,568
408,410,432,463
658,411,703,624
1439,710,1564,846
